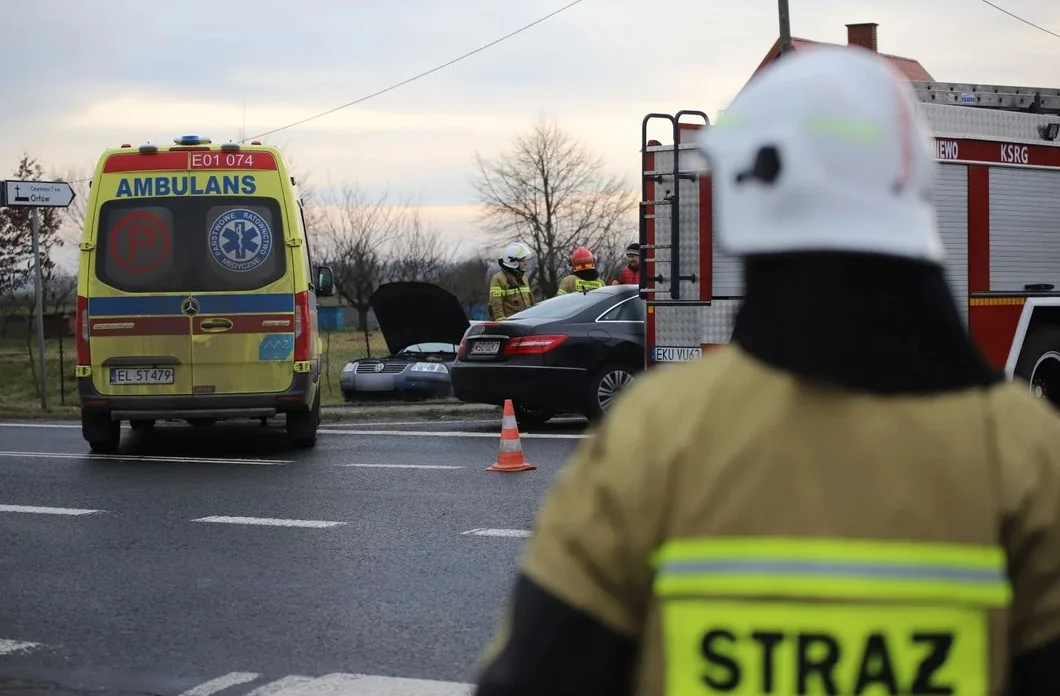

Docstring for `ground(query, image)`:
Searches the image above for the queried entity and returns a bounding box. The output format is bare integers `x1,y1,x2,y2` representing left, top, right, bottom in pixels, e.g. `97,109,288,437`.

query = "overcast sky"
2,0,1058,270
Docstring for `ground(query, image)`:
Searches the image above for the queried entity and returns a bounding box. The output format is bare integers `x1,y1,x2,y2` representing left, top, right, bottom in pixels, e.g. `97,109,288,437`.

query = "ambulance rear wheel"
1015,325,1060,409
82,411,120,454
286,392,320,449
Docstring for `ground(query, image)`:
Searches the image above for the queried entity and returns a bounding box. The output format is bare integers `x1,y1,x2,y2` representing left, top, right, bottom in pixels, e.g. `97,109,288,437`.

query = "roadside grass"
0,330,394,411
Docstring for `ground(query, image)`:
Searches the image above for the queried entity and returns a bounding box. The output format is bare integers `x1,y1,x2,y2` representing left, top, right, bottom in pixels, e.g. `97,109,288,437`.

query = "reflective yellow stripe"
503,287,528,296
489,287,505,297
556,289,568,296
653,537,1010,607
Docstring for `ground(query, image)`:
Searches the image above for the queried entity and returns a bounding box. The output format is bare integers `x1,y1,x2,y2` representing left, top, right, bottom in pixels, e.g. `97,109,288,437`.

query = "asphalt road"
0,417,587,695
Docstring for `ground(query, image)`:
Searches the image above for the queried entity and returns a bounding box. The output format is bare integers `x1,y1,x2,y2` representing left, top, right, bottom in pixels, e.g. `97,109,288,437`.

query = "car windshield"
94,196,287,293
399,342,457,355
508,290,612,320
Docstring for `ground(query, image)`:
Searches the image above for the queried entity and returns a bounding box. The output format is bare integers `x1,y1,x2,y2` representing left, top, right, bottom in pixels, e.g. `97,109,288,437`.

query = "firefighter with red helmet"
609,243,641,286
556,247,605,296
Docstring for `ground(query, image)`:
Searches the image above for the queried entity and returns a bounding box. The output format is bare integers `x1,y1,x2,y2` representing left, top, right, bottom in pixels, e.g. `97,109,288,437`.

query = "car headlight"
410,362,449,374
343,363,355,373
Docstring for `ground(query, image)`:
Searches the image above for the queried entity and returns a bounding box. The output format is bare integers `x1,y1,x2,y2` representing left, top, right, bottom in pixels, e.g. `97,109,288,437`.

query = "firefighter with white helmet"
474,46,1060,695
555,246,605,296
488,242,535,320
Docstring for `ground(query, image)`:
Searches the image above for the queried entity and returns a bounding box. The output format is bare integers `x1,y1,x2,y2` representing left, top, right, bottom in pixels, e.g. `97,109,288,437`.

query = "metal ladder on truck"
908,81,1060,115
638,110,710,301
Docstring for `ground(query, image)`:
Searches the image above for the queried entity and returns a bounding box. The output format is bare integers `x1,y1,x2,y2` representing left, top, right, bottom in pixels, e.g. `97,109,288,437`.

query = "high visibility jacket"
488,269,533,320
556,274,605,296
476,344,1060,695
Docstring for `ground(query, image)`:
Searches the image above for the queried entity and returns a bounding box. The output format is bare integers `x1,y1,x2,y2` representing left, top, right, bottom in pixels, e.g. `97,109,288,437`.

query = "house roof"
750,37,935,82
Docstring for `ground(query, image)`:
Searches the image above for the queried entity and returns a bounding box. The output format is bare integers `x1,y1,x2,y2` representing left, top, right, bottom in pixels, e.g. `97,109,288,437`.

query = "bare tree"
436,255,492,312
59,167,93,239
386,209,455,283
470,118,638,297
43,269,77,315
319,186,409,331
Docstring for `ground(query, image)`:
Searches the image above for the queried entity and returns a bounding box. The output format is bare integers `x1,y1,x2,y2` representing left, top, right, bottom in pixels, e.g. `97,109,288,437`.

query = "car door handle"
199,318,233,332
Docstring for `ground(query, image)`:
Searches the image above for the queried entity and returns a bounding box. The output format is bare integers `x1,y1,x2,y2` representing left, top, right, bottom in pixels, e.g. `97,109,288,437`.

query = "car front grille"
355,361,407,375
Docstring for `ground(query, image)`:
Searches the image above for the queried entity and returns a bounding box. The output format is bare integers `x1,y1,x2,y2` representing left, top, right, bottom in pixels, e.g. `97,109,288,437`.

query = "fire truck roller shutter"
935,164,969,326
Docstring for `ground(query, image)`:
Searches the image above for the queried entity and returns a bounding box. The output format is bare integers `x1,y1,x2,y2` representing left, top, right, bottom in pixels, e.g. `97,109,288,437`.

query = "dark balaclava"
730,251,1002,394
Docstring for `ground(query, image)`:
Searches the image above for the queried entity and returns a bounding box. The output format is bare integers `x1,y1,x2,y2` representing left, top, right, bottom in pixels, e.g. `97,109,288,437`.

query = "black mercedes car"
450,284,644,426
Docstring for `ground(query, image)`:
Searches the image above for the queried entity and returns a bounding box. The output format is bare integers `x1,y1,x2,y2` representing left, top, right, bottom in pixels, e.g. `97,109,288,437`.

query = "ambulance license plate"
470,340,501,355
110,368,175,385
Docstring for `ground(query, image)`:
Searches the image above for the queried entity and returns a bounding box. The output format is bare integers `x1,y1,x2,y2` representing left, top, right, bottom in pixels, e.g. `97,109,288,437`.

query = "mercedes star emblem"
181,297,200,317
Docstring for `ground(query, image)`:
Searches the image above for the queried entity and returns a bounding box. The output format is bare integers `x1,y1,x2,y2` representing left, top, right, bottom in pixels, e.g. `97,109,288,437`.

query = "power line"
243,0,588,142
976,0,1060,39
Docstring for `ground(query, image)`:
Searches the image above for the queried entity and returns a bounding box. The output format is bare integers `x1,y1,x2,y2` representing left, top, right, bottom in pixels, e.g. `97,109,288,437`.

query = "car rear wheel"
82,411,120,454
287,391,321,449
583,362,637,421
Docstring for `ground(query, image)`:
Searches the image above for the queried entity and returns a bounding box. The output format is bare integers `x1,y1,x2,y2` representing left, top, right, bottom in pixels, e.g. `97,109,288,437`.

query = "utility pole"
778,0,793,54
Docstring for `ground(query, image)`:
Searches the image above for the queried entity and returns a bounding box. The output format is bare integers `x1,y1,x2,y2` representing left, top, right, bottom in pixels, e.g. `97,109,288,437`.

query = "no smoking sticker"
109,210,172,275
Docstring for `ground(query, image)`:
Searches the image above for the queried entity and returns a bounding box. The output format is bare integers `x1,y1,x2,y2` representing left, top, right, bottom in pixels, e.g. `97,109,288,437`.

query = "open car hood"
369,281,471,355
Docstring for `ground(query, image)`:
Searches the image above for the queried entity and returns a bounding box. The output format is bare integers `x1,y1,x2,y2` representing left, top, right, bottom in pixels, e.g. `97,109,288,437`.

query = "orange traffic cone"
487,399,536,473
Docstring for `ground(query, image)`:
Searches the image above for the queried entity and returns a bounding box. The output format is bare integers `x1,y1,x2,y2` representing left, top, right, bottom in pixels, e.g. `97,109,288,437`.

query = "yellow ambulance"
74,135,335,453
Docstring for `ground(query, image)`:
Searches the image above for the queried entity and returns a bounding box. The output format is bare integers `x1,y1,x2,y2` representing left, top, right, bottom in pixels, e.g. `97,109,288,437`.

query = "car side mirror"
316,265,335,297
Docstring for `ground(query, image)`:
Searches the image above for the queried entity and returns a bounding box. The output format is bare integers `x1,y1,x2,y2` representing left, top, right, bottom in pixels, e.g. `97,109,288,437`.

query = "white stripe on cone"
499,437,523,453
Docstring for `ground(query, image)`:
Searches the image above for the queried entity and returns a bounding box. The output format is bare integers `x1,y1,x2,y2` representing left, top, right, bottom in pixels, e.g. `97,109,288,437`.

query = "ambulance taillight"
76,295,91,365
293,291,312,362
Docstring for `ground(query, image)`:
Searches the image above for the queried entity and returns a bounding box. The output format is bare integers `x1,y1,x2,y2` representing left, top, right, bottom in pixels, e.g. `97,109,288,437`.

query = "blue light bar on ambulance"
174,135,212,145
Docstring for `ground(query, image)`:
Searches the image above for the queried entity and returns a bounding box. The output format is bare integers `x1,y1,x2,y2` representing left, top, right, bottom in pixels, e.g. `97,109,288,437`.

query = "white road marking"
462,528,533,538
0,451,291,465
319,428,586,440
337,463,464,470
0,422,587,439
0,638,41,655
178,672,261,696
192,516,345,529
0,504,103,516
235,673,472,696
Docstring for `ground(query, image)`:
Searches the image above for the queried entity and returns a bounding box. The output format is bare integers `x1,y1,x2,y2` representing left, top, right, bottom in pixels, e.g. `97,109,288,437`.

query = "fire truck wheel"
1015,325,1060,408
583,362,637,421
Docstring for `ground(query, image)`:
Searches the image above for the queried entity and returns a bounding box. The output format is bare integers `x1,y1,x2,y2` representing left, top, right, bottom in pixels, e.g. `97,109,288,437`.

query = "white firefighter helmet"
500,242,532,270
695,45,944,264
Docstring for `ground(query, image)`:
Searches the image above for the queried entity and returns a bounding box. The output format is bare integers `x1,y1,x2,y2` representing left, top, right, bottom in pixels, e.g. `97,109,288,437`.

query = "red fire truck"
639,81,1060,402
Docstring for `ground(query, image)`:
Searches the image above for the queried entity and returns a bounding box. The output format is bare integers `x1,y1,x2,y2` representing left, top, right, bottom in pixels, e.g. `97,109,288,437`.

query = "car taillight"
294,291,311,361
76,295,91,365
504,334,568,355
457,338,467,357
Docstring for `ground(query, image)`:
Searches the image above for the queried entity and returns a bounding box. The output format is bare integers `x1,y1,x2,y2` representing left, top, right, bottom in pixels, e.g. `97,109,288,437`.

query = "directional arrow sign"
2,179,76,208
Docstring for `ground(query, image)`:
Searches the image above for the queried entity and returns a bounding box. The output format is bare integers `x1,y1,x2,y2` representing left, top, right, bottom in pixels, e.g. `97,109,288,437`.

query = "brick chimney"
846,23,879,52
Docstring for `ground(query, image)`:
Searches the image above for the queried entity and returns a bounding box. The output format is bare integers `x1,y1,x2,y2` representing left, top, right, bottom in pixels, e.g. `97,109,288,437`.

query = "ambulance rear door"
87,157,194,398
184,150,297,395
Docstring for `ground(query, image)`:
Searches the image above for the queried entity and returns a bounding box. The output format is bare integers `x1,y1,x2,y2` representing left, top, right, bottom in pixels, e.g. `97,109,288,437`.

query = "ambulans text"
115,175,257,198
701,628,953,694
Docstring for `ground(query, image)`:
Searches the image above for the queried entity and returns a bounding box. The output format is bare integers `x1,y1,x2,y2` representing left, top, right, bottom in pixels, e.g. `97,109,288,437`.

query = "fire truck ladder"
909,81,1060,115
639,110,710,300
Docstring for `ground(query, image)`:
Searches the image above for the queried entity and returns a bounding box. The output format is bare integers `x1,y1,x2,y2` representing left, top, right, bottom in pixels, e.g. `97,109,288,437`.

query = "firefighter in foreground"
609,242,641,285
555,247,605,296
487,242,534,320
473,46,1060,695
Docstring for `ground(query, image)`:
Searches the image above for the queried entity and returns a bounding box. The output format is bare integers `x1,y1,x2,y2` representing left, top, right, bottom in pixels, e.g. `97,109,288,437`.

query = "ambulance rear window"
94,196,287,293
